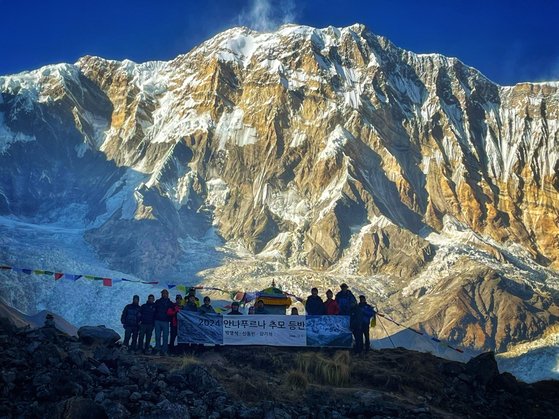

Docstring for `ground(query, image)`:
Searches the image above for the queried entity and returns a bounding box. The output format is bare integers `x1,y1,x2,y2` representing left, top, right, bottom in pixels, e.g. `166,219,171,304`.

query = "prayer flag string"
1,262,465,353
376,312,464,354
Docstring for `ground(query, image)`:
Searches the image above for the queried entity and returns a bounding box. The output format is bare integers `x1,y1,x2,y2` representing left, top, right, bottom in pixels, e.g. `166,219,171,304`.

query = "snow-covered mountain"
1,24,558,378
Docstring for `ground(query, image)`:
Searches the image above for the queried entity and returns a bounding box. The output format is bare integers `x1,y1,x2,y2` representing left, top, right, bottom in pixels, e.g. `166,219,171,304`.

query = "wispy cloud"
236,0,298,32
498,41,559,84
537,56,559,83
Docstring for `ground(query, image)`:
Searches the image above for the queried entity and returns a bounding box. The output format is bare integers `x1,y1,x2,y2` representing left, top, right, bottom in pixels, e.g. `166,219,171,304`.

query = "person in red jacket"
167,295,182,354
324,289,340,315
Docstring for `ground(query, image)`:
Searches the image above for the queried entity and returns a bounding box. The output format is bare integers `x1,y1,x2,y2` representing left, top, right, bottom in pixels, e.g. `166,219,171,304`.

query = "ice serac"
0,23,558,355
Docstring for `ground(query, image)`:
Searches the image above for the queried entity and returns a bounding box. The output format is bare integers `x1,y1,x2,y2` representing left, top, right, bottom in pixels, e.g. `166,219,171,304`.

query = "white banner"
222,315,307,346
177,312,352,347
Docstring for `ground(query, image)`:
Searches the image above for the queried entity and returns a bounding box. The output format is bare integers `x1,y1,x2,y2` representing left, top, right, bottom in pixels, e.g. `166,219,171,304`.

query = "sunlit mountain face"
1,23,558,382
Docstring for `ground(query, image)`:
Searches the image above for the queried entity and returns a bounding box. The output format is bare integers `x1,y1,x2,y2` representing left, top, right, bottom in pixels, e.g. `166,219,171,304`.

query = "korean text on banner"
177,311,223,345
223,315,307,346
177,313,352,348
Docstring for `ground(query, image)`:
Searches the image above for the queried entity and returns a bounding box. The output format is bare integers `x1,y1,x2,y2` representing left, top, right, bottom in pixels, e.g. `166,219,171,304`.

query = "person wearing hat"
153,289,173,355
324,289,340,315
184,294,199,312
188,288,200,307
227,301,242,315
121,295,142,351
335,283,357,316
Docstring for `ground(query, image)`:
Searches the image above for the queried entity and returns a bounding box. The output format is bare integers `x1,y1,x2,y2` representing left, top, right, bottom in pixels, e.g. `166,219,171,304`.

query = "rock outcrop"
77,325,121,346
1,318,558,419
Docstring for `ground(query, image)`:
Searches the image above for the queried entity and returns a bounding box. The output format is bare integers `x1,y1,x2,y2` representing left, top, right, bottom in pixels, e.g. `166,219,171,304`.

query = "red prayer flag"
103,278,112,287
54,273,63,280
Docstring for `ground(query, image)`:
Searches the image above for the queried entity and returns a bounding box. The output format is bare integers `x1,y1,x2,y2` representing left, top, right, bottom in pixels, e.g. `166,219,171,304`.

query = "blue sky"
1,0,558,85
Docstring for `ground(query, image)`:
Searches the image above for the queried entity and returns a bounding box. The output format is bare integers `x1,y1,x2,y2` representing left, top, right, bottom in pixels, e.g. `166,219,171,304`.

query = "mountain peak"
1,20,559,382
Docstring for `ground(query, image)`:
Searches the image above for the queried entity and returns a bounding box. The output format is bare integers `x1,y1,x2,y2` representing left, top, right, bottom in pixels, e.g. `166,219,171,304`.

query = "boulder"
182,364,222,393
93,346,122,368
189,399,207,418
101,400,130,419
68,349,87,368
52,397,108,419
96,363,111,376
78,326,120,346
140,399,191,419
109,388,131,401
127,365,150,385
465,352,500,387
130,391,142,402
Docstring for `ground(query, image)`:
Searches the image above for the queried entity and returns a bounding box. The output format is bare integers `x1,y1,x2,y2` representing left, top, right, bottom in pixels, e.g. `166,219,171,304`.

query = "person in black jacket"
199,296,216,314
153,289,173,355
121,295,141,351
227,301,242,315
138,294,156,353
305,287,326,315
254,299,268,314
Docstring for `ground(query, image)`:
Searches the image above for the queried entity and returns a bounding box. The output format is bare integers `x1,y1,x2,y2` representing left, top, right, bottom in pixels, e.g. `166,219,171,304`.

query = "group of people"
120,288,216,355
121,283,376,355
304,283,376,353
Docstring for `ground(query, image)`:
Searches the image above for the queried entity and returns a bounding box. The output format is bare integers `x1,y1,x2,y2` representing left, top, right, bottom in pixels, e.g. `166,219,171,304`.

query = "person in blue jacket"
335,283,357,315
349,301,365,354
358,295,376,352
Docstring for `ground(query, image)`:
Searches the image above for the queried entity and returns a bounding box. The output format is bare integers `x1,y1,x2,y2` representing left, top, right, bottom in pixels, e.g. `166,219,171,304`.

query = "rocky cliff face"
0,24,558,352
